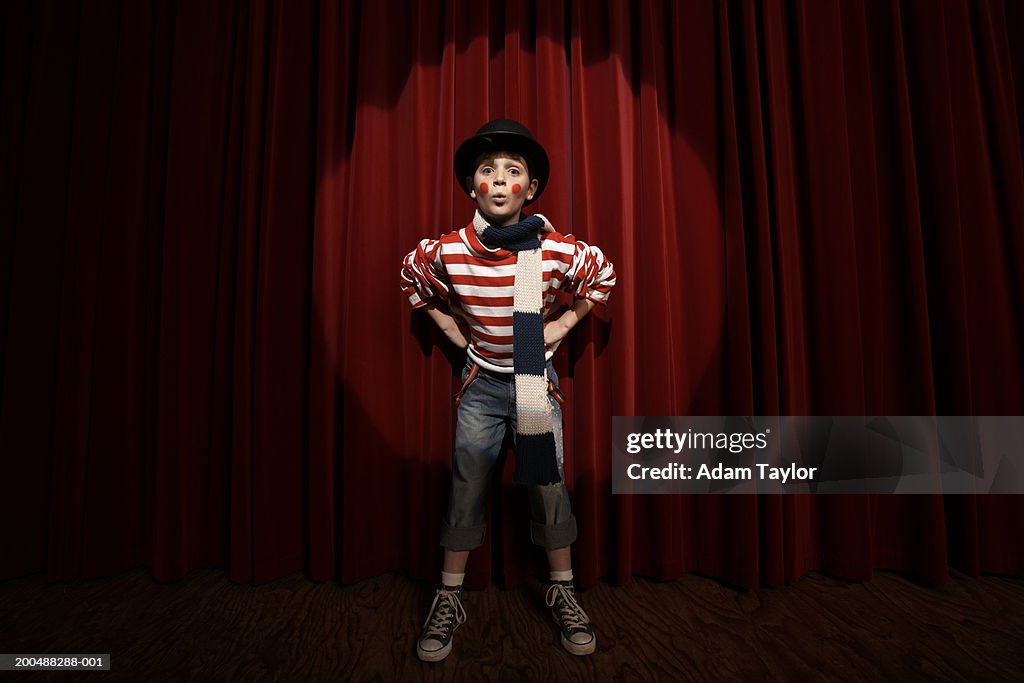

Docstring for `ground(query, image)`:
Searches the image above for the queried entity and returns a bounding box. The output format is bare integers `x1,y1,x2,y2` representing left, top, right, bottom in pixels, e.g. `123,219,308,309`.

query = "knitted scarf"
475,211,561,486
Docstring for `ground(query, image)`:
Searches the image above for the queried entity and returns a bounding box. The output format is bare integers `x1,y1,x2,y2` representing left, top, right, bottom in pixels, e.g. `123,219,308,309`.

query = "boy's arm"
544,298,595,351
401,236,474,349
542,230,616,351
424,303,472,349
400,237,453,306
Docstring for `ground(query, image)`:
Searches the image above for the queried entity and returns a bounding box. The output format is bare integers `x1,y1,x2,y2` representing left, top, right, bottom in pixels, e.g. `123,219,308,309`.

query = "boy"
399,119,616,661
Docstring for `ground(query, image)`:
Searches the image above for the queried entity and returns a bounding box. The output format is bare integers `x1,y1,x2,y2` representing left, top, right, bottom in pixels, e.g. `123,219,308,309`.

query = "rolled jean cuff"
530,515,578,550
440,520,486,551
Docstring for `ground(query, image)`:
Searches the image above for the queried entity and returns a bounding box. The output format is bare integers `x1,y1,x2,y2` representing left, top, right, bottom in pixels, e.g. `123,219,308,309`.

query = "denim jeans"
440,358,578,551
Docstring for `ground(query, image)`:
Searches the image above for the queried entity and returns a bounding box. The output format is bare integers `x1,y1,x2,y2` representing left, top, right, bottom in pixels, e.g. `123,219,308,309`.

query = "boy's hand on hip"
424,304,471,349
444,323,470,349
544,299,597,353
544,319,569,352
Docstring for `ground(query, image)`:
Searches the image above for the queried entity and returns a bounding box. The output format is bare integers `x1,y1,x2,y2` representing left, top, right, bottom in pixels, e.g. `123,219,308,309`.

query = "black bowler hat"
454,119,550,205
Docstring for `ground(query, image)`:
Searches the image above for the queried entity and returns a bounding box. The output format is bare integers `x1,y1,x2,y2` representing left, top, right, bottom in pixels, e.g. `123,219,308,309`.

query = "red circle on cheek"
511,183,522,195
479,182,489,194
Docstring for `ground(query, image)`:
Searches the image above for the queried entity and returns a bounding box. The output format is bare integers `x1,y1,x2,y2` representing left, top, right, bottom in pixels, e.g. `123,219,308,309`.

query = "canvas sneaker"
545,580,596,655
416,585,466,662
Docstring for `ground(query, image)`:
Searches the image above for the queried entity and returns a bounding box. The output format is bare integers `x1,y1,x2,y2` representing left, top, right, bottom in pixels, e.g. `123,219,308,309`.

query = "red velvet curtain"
1,0,1022,588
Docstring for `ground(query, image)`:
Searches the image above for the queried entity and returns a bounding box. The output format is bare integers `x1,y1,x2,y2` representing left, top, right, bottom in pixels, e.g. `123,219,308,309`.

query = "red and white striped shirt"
400,214,617,372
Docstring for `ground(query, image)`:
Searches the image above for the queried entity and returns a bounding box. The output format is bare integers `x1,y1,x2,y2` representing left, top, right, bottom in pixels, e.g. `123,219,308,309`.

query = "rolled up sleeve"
562,237,616,304
400,238,449,308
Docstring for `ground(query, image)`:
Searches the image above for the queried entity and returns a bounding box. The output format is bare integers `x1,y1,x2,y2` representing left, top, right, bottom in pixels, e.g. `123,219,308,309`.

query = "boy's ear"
466,177,476,196
526,177,539,201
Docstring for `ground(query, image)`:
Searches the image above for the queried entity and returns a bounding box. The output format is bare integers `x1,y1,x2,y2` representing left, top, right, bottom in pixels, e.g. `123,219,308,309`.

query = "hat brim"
454,132,549,205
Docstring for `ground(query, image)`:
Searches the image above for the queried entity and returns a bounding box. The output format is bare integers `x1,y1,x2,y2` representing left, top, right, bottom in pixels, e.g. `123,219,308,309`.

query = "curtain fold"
1,0,1021,589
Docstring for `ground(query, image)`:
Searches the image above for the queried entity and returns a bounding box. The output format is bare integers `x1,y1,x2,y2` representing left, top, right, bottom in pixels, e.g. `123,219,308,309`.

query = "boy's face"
467,152,539,227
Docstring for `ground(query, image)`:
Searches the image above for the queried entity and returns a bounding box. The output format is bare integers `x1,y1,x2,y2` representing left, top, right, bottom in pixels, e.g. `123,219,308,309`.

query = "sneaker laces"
422,588,466,640
545,583,591,631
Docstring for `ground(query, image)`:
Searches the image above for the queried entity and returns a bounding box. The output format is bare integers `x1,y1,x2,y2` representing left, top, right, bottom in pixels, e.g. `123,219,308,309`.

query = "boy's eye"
508,168,520,176
481,167,494,174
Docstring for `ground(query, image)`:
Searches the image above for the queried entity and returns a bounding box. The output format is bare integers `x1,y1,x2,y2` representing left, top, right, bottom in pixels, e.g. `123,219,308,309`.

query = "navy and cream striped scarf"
474,211,561,486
